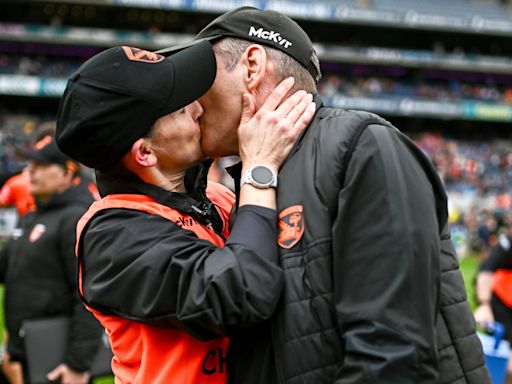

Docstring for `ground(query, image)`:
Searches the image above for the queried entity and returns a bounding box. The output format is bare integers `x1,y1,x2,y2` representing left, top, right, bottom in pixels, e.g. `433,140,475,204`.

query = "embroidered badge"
278,205,304,249
122,46,164,63
28,223,46,243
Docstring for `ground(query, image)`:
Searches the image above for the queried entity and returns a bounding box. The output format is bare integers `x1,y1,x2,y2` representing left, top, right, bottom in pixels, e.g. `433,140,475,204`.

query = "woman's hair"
96,161,134,180
213,37,316,93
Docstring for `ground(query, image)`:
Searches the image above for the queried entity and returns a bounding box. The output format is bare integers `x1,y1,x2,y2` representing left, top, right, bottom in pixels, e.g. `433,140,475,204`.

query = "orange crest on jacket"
122,47,164,63
278,205,304,249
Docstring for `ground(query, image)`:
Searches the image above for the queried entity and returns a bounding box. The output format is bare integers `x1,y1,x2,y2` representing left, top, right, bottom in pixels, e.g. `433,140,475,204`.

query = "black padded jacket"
0,181,103,371
227,99,490,384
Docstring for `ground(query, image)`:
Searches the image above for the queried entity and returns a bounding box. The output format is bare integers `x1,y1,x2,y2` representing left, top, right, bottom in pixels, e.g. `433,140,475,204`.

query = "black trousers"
492,294,512,344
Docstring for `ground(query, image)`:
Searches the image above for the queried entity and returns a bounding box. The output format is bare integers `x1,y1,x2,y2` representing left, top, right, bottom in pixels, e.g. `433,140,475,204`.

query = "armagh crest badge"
122,46,164,63
278,205,304,249
29,223,46,243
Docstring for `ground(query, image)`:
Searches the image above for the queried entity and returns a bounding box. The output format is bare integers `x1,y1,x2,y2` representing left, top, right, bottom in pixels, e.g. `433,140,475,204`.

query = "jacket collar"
95,159,224,234
288,93,323,157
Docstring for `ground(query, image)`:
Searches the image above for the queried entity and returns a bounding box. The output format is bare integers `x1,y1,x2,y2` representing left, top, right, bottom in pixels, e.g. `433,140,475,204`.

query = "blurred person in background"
478,212,501,251
0,125,55,384
0,138,103,384
55,42,314,383
0,124,56,219
158,7,490,383
475,217,512,384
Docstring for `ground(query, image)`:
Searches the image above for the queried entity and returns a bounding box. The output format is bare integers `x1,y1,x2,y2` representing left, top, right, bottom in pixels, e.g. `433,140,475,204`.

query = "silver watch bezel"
241,165,277,188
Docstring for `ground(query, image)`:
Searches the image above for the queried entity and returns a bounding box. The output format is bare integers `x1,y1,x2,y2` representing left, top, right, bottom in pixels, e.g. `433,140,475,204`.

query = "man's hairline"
212,37,288,71
212,37,316,92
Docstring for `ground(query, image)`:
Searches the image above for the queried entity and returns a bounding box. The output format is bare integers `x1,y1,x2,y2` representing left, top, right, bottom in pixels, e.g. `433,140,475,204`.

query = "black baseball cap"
158,7,321,82
56,40,216,170
17,138,76,168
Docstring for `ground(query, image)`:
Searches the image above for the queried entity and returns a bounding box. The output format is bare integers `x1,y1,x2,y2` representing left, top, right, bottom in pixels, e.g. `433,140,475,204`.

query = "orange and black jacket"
76,162,283,383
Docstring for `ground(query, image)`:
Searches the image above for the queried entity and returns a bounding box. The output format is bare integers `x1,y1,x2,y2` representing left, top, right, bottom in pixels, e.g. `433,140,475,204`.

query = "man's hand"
47,363,90,384
474,302,494,325
474,271,494,326
1,352,23,384
238,77,316,171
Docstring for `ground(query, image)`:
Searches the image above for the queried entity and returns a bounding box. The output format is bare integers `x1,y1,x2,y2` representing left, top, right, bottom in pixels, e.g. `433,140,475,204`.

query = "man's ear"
65,160,78,176
130,138,157,168
242,45,267,92
61,161,76,186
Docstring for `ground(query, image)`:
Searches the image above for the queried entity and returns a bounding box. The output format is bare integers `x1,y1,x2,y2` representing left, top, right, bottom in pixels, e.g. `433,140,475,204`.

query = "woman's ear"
242,45,267,92
130,138,157,168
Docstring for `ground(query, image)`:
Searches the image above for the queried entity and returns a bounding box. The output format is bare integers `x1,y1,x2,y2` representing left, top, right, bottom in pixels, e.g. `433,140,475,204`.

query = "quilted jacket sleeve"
332,124,441,383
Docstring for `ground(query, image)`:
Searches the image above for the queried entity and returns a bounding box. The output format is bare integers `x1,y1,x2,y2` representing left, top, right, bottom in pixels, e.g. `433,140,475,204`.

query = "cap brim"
15,147,50,163
161,39,217,116
15,141,71,165
156,36,220,56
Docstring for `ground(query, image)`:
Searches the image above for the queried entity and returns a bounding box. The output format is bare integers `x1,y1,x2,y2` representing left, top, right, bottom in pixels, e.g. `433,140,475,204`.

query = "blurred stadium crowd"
319,72,512,104
1,54,512,104
413,132,512,256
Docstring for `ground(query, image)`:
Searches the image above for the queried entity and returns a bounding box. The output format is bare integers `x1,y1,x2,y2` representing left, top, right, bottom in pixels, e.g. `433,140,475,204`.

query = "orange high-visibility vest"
493,269,512,308
76,182,234,384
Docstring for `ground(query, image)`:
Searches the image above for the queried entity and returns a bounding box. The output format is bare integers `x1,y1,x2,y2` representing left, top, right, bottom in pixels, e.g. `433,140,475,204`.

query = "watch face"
252,166,274,184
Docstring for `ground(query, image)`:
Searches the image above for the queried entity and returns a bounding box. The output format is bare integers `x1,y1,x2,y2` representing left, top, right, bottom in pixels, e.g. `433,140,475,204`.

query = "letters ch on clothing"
201,348,227,375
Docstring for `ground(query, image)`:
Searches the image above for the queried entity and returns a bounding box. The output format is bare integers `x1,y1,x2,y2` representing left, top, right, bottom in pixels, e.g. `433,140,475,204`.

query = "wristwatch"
241,165,278,189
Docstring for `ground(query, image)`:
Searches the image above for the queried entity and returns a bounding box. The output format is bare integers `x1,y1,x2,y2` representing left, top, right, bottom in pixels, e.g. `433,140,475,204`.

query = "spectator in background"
0,123,56,219
0,138,103,384
475,218,512,384
478,212,500,250
0,128,55,384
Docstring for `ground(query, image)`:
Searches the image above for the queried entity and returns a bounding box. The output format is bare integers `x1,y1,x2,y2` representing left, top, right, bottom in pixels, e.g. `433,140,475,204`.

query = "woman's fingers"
291,101,316,138
258,77,295,113
237,78,317,169
272,90,308,118
283,93,313,128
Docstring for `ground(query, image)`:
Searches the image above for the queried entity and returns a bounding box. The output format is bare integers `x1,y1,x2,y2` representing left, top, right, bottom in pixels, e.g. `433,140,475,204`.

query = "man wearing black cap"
55,41,315,383
159,7,490,384
0,138,103,384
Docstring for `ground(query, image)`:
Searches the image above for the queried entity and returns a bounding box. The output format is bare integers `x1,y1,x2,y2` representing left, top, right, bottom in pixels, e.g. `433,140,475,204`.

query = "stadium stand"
373,0,511,20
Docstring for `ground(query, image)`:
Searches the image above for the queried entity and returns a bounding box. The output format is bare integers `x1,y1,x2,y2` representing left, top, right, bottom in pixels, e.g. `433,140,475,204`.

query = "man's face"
28,162,68,200
150,101,206,172
198,53,245,158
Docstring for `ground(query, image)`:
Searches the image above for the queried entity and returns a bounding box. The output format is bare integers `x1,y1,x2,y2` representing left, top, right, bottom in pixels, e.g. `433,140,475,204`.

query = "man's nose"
193,101,205,117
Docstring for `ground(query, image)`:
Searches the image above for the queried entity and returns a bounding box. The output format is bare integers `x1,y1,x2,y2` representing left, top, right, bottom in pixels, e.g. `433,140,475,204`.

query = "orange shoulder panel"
493,269,512,308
